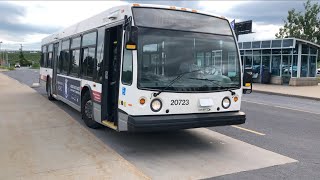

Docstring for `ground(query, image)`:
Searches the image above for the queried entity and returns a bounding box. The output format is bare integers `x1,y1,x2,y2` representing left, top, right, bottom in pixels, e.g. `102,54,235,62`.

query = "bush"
7,67,15,70
31,63,40,69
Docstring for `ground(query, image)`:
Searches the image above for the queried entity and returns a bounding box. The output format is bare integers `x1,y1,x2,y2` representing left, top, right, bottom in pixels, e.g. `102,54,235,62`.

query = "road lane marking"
231,125,266,136
243,100,320,115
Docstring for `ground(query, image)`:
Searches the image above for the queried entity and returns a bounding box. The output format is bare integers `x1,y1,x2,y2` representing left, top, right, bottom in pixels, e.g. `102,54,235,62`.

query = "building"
238,38,319,86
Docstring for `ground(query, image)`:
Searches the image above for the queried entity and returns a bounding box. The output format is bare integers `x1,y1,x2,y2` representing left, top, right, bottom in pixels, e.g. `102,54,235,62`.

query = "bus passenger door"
101,25,123,126
52,42,59,94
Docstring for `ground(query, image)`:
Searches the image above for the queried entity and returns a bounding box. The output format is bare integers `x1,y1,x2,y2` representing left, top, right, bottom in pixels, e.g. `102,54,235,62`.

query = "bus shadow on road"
53,98,224,156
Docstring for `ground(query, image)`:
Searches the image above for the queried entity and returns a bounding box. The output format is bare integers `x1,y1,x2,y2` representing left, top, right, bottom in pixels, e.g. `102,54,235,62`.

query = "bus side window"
81,31,97,80
61,40,70,75
95,28,105,83
121,49,133,85
43,46,48,67
40,53,44,67
47,44,53,68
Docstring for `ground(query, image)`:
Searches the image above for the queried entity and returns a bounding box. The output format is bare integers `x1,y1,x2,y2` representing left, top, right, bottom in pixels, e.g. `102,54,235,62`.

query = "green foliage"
275,0,320,45
31,63,40,69
7,52,40,66
0,66,14,71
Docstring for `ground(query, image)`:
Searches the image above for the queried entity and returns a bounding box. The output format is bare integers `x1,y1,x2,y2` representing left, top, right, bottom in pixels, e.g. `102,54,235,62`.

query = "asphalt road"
2,68,320,179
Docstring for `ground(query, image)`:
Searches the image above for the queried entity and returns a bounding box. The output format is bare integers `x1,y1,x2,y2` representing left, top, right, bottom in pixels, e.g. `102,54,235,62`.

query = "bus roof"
41,3,225,45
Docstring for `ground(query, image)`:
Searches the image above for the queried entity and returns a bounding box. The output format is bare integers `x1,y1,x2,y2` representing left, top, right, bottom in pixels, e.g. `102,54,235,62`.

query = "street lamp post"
0,41,2,66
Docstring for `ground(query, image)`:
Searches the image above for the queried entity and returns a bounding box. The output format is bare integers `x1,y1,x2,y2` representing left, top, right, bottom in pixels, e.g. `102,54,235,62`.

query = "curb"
253,90,320,101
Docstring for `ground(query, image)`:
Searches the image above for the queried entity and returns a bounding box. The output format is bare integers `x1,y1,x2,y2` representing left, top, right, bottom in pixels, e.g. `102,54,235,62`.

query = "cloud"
0,2,60,37
221,1,305,25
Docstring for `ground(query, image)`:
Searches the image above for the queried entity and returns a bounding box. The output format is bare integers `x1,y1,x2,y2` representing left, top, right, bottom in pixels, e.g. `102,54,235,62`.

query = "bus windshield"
137,28,240,92
133,8,240,92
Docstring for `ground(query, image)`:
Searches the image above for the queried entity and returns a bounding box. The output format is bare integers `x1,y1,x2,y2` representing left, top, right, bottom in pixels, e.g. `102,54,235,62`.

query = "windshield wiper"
188,78,236,96
153,70,202,97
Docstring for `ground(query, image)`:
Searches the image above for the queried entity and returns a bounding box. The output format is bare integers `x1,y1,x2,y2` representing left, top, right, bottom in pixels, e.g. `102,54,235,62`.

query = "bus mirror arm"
124,16,137,50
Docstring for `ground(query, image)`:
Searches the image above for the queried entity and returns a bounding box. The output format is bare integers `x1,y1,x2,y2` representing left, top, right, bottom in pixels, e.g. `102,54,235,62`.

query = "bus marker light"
181,8,187,11
169,6,176,9
126,44,136,50
133,4,140,6
234,96,238,102
245,83,251,87
140,98,146,105
128,103,132,107
192,9,197,13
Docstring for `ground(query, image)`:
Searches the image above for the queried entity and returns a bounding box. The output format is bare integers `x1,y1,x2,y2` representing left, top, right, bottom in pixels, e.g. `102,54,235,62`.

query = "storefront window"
292,55,298,77
300,55,308,77
310,47,317,55
281,55,291,77
272,49,281,55
244,50,252,55
293,44,298,54
253,56,261,78
253,50,261,55
302,44,309,54
262,56,271,72
262,49,271,55
244,56,252,68
282,48,292,54
309,56,316,77
271,55,281,76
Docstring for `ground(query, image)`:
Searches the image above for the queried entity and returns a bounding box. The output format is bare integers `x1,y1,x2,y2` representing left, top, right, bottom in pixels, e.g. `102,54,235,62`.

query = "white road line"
243,100,320,115
231,125,266,136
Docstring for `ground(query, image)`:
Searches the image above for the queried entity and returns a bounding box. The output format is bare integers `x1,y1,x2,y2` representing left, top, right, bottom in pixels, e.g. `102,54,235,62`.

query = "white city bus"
40,3,252,132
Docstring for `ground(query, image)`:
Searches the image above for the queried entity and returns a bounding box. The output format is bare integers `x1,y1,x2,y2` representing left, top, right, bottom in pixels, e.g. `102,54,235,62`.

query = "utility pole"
0,41,2,66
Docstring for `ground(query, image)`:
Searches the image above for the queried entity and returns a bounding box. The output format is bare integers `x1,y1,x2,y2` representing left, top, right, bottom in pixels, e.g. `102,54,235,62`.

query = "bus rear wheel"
81,91,102,129
46,78,54,101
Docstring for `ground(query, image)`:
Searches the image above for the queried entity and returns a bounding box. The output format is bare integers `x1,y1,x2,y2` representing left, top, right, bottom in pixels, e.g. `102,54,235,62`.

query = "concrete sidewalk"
0,73,148,179
253,83,320,101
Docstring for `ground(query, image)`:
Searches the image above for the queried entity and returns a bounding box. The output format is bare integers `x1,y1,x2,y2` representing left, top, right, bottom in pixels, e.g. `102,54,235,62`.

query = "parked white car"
317,68,320,75
14,64,21,68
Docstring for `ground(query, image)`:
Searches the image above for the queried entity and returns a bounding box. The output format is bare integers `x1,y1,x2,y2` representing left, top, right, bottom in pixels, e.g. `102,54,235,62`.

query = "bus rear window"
132,7,232,35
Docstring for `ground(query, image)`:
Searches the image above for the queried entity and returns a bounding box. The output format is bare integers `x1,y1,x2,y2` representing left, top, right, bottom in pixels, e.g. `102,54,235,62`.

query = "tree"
18,49,31,66
275,0,320,45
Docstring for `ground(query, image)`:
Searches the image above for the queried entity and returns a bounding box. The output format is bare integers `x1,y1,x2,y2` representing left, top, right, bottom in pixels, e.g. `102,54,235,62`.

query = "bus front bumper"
127,111,246,132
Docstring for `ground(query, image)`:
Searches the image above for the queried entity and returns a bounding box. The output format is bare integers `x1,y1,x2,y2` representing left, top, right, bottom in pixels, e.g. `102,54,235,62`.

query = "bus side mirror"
124,16,138,50
243,68,253,94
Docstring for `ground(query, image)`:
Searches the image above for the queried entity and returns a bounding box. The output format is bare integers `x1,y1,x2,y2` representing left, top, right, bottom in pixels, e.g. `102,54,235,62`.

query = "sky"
0,0,309,50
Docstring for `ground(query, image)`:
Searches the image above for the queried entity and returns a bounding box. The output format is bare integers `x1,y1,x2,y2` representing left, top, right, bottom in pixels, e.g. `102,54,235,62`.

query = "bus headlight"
222,97,231,109
151,99,162,112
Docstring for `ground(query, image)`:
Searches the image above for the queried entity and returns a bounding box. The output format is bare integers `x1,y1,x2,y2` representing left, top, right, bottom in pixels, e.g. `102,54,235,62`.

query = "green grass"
30,63,40,69
0,66,15,71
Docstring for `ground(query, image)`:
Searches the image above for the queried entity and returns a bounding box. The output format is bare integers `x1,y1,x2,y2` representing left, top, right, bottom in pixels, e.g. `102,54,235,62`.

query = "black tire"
46,78,55,101
81,91,102,129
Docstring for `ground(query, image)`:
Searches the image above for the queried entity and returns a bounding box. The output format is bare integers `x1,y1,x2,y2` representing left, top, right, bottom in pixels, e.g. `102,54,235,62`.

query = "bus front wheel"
81,91,102,129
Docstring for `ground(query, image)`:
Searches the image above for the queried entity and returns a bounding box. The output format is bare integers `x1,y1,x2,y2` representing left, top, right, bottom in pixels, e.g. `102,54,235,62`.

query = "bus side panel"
56,75,81,107
39,67,53,82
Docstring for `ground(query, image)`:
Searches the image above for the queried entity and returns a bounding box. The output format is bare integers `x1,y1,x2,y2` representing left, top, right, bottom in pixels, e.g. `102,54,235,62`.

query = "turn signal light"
245,83,251,87
139,98,146,105
126,44,136,50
